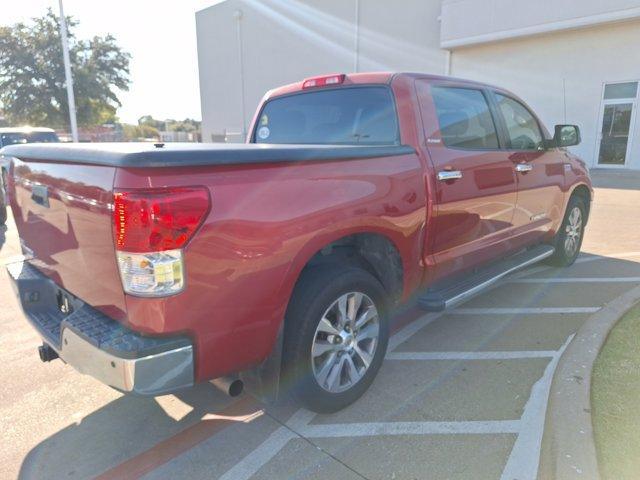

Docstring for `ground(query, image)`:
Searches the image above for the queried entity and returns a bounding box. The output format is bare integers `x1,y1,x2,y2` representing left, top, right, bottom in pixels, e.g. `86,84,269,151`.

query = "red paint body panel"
7,72,593,384
114,154,426,380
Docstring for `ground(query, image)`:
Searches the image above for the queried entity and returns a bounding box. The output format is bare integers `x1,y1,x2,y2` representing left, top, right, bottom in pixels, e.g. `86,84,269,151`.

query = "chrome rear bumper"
7,260,194,395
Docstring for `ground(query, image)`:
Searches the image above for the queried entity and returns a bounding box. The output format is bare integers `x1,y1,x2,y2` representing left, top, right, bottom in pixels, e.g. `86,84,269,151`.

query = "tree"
0,9,131,128
169,118,200,133
138,115,201,133
122,123,159,141
138,115,163,130
138,124,159,139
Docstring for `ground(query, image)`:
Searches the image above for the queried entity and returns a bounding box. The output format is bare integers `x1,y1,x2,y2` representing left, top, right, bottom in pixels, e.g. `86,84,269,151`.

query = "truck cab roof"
265,72,500,100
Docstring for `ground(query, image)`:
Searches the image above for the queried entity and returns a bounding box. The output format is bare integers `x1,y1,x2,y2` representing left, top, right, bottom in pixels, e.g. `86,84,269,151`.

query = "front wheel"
283,265,389,413
546,195,587,267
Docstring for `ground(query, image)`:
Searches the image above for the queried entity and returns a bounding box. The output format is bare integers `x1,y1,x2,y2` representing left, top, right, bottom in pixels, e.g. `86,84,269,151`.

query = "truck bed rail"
0,143,416,168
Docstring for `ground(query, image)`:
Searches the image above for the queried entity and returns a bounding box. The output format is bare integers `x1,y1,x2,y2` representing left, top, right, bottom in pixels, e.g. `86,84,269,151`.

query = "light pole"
234,9,246,141
58,0,79,142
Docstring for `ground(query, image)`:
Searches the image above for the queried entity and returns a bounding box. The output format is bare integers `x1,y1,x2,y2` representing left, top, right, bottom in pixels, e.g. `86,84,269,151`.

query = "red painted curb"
95,395,262,480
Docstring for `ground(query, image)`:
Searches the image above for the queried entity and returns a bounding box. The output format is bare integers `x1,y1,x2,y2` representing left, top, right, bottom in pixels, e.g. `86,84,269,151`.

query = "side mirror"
552,124,581,148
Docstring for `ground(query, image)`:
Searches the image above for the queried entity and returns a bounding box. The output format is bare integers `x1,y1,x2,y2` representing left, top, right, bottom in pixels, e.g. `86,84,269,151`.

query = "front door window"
597,82,638,166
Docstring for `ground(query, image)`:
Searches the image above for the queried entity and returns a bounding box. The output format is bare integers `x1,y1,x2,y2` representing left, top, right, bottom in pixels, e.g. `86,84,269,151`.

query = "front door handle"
437,170,463,181
515,163,533,173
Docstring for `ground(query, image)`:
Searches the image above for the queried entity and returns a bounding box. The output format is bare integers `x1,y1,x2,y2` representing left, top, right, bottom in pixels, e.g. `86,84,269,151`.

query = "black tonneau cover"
0,142,415,168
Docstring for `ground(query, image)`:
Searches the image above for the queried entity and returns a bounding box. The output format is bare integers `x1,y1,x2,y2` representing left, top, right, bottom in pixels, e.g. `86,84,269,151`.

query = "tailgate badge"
31,185,50,208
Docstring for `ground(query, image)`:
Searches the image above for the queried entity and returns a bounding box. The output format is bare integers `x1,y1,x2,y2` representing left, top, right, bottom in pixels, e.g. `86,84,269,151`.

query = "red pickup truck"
2,73,592,412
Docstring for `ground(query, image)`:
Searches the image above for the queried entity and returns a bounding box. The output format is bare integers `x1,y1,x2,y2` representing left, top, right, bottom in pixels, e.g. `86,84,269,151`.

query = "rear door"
489,92,565,243
416,80,518,281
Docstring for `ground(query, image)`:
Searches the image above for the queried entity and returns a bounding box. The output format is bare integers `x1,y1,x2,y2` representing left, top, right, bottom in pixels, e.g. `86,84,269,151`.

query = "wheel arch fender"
568,182,593,222
276,226,410,309
242,225,407,404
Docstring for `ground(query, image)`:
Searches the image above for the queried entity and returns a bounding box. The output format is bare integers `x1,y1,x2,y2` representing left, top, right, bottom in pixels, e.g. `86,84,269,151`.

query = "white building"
158,130,198,143
196,0,640,169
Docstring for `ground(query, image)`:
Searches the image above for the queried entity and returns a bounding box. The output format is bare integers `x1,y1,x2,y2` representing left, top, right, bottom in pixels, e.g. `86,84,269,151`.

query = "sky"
4,0,225,124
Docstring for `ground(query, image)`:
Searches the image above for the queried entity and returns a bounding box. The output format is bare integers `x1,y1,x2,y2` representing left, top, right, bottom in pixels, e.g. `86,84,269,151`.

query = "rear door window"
253,87,399,145
431,87,499,149
494,94,544,150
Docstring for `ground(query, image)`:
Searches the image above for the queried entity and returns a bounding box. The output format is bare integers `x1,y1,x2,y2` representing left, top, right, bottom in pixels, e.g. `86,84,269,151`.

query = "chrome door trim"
437,170,463,181
515,163,533,173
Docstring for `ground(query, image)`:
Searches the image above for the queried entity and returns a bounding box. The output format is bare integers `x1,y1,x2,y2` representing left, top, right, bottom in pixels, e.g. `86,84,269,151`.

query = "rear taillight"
113,187,210,297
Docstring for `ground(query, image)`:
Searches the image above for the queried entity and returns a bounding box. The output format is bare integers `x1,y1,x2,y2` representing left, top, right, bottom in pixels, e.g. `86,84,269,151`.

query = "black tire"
283,265,389,413
546,195,587,267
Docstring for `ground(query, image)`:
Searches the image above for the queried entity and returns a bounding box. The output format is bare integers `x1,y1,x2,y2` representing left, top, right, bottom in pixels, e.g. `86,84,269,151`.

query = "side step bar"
418,245,555,312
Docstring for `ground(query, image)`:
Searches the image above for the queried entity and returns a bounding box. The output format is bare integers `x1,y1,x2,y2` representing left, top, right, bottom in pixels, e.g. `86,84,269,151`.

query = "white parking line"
219,427,296,480
509,277,640,283
452,307,600,315
576,251,640,264
300,419,521,438
387,311,444,351
220,414,524,480
218,409,317,480
500,334,573,480
386,350,556,361
507,251,640,283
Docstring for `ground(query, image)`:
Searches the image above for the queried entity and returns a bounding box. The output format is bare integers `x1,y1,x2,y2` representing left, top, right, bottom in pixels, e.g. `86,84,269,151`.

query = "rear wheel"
283,265,389,413
546,195,587,267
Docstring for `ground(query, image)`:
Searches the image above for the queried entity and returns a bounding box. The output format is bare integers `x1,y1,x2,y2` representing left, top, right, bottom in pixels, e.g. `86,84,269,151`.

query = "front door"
491,92,565,244
597,82,639,167
416,81,518,282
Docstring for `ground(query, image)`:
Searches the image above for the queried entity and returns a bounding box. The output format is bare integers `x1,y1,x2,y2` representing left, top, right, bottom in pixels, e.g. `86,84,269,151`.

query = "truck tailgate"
10,158,126,320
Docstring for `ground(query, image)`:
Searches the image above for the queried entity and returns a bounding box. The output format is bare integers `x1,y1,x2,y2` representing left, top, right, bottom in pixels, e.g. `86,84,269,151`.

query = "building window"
603,82,638,100
597,82,638,166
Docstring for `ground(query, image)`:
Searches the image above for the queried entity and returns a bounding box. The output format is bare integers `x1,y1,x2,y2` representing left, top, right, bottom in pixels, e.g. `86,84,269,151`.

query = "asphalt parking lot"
1,170,639,480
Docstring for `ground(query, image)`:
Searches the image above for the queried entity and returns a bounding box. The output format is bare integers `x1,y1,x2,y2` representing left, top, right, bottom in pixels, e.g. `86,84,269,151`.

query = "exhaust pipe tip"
228,379,244,397
211,376,244,397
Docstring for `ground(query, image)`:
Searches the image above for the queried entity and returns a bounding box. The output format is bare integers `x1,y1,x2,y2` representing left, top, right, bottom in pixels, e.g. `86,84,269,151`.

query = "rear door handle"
437,170,463,181
515,163,533,173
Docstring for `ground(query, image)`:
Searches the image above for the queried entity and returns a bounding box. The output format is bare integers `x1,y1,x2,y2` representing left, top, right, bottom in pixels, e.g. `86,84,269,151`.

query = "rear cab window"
253,86,399,145
431,86,500,150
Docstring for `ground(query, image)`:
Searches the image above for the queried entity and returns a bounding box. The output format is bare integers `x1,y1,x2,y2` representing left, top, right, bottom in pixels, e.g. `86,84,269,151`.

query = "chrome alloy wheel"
564,206,583,257
311,292,380,393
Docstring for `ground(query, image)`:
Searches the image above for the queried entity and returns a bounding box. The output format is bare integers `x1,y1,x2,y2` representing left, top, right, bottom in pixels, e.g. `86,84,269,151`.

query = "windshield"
0,131,59,147
253,86,399,145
